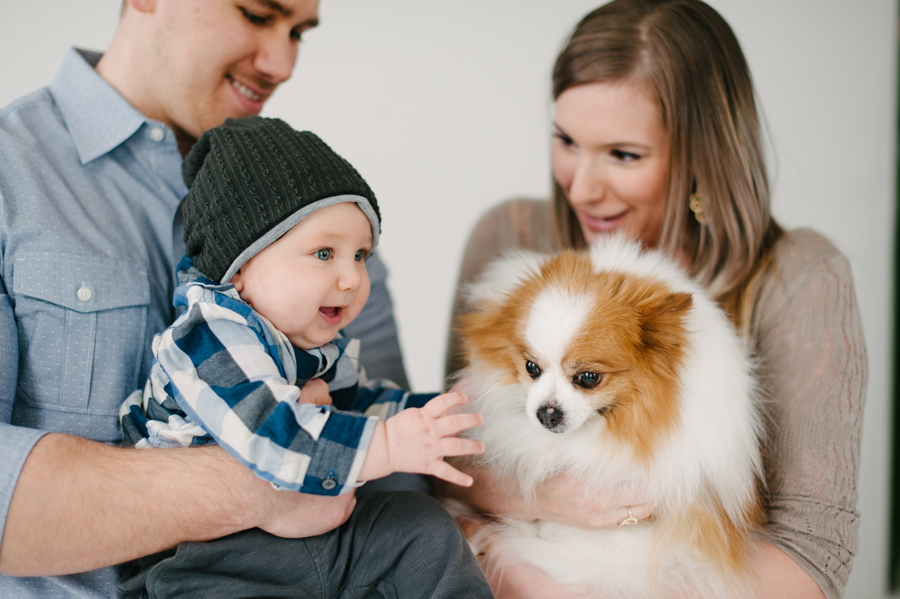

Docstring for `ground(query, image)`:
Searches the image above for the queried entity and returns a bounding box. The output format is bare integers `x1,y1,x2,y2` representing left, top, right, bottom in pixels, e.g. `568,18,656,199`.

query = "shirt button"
149,127,165,142
321,479,337,491
76,285,93,302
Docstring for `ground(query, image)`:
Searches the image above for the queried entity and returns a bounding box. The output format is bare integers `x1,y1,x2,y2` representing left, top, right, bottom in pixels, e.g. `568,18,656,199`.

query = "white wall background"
1,1,896,596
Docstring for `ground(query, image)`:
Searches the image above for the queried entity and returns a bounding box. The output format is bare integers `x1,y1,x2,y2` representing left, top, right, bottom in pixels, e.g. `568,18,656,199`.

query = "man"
0,1,477,597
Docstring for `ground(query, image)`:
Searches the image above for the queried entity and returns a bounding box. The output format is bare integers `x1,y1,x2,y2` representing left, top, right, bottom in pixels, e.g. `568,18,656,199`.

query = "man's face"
142,0,319,150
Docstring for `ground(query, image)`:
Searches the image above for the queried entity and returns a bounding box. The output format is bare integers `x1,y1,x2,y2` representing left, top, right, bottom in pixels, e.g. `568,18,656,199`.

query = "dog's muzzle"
536,403,566,433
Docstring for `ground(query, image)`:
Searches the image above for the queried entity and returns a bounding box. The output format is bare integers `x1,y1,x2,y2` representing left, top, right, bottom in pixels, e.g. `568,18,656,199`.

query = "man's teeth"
231,80,262,102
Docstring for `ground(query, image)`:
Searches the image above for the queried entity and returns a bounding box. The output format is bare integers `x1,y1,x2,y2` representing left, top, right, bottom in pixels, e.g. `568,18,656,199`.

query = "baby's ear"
230,269,244,292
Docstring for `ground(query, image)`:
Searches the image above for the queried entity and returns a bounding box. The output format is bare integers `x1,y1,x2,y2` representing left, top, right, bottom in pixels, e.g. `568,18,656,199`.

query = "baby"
120,116,483,493
117,117,491,599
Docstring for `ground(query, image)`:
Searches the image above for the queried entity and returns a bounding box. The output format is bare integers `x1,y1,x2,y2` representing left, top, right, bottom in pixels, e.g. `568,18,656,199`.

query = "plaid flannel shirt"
120,258,433,495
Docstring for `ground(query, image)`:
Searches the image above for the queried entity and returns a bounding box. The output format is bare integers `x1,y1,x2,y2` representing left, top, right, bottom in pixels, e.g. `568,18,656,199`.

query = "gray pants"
118,492,492,599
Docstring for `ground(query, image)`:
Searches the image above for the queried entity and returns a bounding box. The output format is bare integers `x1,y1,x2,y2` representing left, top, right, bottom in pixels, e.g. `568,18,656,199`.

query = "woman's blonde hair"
551,0,782,330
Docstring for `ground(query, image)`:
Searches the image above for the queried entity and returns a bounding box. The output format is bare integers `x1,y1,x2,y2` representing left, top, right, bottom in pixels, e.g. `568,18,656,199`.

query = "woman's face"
552,81,670,247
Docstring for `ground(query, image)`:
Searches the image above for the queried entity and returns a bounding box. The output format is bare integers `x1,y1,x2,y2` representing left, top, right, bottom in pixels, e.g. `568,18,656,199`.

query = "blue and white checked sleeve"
154,292,379,496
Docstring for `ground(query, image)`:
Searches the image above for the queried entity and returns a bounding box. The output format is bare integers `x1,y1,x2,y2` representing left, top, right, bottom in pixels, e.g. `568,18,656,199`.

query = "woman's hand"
513,471,652,529
456,517,590,599
442,465,651,529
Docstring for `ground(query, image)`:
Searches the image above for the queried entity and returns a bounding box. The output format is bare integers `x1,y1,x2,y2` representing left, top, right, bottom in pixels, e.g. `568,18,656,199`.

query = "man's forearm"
0,434,356,577
0,435,259,575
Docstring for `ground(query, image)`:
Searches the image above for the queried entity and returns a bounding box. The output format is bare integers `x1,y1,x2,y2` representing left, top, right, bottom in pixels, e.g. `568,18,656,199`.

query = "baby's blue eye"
315,249,332,261
355,250,367,262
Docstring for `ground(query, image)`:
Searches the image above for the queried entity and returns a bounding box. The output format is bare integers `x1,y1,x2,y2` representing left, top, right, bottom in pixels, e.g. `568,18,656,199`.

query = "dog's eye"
525,360,542,379
573,371,602,389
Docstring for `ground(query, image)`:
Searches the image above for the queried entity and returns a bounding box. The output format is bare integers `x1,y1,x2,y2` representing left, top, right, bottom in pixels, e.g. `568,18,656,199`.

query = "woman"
438,1,866,598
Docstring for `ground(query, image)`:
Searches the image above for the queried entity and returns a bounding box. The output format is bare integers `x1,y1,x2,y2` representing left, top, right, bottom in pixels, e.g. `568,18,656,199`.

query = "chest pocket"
13,251,150,416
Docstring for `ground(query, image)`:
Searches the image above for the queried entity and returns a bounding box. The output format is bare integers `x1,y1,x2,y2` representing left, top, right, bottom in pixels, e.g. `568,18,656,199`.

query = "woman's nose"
568,159,604,206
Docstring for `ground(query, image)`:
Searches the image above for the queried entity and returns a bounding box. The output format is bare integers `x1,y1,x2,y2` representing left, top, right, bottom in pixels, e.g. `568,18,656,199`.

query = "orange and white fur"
454,235,764,598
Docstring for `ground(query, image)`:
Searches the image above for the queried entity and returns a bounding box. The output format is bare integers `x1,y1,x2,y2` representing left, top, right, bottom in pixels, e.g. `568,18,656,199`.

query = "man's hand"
253,484,356,539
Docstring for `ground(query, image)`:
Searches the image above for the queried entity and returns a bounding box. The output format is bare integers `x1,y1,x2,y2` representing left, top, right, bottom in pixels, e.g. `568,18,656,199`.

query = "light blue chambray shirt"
0,48,408,599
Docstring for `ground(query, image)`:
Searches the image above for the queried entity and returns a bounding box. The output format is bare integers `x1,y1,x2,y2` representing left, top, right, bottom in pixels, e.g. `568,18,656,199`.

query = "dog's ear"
457,302,523,382
464,250,547,306
637,291,692,354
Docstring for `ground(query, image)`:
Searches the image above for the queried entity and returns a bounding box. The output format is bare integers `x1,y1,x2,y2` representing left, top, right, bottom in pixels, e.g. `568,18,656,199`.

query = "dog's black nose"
537,404,565,432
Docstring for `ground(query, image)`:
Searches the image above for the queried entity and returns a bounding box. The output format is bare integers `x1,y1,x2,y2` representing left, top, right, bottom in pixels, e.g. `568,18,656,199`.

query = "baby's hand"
360,393,485,485
386,393,485,486
299,379,332,406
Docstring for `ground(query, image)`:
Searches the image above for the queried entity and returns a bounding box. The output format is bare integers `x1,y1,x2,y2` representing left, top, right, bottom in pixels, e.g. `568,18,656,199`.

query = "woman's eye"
573,371,602,389
290,28,303,42
611,149,640,162
554,131,575,148
354,249,368,262
239,6,269,25
525,360,542,379
314,249,332,261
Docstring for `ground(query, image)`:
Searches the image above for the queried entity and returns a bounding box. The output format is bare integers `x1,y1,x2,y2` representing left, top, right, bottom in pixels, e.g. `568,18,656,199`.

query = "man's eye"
315,249,332,261
239,6,269,25
354,249,368,262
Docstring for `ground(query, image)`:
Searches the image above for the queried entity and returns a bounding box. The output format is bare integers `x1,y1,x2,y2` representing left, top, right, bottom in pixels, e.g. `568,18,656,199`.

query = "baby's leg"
117,492,491,599
311,491,493,598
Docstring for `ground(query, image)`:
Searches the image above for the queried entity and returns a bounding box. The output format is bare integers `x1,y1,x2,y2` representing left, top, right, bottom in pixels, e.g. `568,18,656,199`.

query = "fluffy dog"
452,235,764,598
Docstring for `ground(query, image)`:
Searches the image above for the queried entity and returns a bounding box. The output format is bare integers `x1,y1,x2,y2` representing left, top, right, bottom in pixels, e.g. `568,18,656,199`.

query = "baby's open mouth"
319,306,344,325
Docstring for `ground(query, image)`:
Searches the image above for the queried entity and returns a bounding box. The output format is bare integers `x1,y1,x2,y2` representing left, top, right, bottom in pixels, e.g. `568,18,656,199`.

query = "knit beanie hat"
181,117,381,284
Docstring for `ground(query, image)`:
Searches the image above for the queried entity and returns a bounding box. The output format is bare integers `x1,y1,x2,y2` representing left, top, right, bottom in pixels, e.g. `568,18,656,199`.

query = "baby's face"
231,202,373,349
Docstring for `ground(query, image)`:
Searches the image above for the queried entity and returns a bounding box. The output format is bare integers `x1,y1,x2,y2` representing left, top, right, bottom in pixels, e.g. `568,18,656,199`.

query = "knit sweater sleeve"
751,229,866,599
156,298,378,496
443,199,558,382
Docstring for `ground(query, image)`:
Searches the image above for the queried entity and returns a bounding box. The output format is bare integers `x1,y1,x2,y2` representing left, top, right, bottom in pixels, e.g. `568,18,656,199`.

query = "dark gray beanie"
181,117,381,284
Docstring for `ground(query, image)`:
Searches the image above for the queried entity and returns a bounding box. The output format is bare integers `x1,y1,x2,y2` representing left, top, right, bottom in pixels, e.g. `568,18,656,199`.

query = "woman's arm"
455,517,825,599
444,200,558,383
750,231,866,599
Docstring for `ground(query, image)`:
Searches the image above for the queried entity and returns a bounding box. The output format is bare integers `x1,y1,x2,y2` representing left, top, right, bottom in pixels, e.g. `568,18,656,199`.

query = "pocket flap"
13,251,150,313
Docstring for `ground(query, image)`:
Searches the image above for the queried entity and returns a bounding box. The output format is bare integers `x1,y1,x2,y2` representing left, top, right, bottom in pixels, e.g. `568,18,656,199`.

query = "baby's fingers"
440,436,485,458
437,412,484,437
421,392,468,417
430,460,475,487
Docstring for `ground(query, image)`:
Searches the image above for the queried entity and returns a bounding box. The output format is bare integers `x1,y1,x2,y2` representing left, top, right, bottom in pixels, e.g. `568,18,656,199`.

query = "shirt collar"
49,48,149,165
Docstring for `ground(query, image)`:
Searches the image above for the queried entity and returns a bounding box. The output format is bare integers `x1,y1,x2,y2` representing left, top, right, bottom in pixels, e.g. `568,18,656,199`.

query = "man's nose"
255,32,297,85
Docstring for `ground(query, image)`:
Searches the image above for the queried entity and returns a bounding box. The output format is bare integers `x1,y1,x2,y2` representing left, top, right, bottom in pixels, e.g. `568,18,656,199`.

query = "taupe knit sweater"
444,199,866,599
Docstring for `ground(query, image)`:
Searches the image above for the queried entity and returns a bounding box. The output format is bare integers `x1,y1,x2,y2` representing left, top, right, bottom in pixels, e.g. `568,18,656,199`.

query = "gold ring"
617,506,639,527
